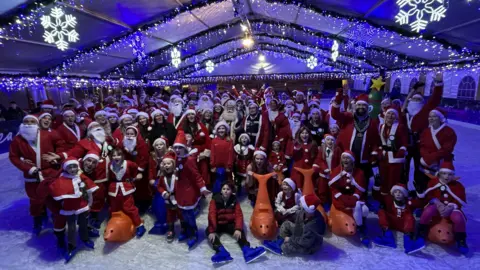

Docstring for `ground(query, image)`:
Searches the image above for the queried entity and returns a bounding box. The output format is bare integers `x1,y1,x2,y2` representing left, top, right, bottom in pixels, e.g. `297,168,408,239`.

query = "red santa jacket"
418,177,466,212
259,110,291,152
268,150,288,172
108,160,138,197
120,136,149,173
381,195,417,221
378,122,408,163
207,193,243,234
81,159,107,184
291,142,316,169
210,137,234,170
9,131,61,181
234,144,254,176
331,92,380,164
328,166,366,211
419,124,456,170
49,173,98,215
175,155,207,209
313,145,342,177
157,174,179,205
56,123,86,151
404,84,443,135
148,155,161,181
179,123,212,157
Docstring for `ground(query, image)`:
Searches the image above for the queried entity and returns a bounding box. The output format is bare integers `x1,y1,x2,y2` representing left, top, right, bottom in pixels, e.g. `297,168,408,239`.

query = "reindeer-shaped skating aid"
250,172,278,240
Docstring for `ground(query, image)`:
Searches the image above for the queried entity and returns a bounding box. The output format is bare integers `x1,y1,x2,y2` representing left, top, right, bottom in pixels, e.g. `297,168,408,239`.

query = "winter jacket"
207,193,243,234
282,209,325,255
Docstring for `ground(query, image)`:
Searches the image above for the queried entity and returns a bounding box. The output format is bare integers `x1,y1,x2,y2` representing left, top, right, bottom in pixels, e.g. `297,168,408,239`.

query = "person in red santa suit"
304,108,329,146
375,105,408,199
274,178,301,225
288,112,302,141
289,126,317,190
56,109,86,151
259,97,292,154
219,99,239,142
378,98,392,127
268,139,288,176
314,134,342,205
402,73,443,188
331,87,380,198
210,121,235,189
246,149,277,207
108,148,147,237
243,102,263,147
9,115,62,235
418,108,456,193
135,111,151,144
177,109,212,187
373,183,424,254
48,158,98,262
167,95,185,127
38,112,67,153
293,90,309,121
198,94,214,113
283,99,296,119
234,133,255,194
172,131,211,249
328,151,370,246
416,161,468,255
94,110,111,137
40,99,63,129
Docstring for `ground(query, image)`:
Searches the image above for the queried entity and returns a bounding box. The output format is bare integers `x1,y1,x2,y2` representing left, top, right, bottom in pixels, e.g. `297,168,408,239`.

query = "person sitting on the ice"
314,134,342,205
373,183,425,254
246,149,276,206
233,133,255,194
268,139,288,175
107,148,146,238
329,151,370,246
156,151,186,243
274,178,301,225
49,157,98,262
263,194,325,256
206,182,266,264
210,121,234,188
416,161,468,255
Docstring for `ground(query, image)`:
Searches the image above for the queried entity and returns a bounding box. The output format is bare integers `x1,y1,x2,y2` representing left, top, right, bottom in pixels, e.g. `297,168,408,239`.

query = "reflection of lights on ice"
205,60,215,73
171,47,181,68
242,37,254,48
307,55,317,69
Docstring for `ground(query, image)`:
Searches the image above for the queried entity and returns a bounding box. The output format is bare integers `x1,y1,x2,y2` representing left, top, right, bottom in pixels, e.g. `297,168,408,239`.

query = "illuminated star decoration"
370,76,386,91
395,0,447,33
307,55,318,69
40,7,79,51
205,60,215,73
331,40,339,62
171,47,181,68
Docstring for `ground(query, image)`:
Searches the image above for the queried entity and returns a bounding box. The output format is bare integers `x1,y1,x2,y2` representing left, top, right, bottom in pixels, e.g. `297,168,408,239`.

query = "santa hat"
171,95,184,104
162,151,177,164
224,99,236,107
385,105,399,118
62,110,75,116
94,110,107,118
411,93,424,102
23,114,39,123
253,148,267,158
430,107,447,123
292,112,301,119
285,99,295,106
438,161,455,174
125,126,138,135
41,99,55,109
200,94,211,101
202,108,213,114
62,157,79,170
238,133,250,142
341,150,355,162
282,178,296,191
107,112,118,119
173,131,188,149
355,94,369,106
136,111,149,120
119,114,133,122
295,90,305,97
38,112,52,120
329,123,339,130
87,121,100,131
153,136,169,147
299,194,321,214
308,100,320,108
126,108,139,115
214,120,230,133
248,102,259,108
83,151,100,161
323,133,335,142
390,183,409,198
151,109,164,119
188,90,197,98
381,98,391,105
308,108,321,119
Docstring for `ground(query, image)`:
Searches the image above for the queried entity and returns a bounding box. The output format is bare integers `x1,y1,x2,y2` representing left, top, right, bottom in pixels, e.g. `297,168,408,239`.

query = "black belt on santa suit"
381,145,397,152
340,188,355,195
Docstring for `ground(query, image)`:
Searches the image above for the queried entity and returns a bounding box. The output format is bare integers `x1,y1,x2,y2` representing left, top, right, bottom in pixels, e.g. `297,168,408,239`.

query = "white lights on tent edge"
171,47,181,68
40,7,79,51
307,56,318,69
395,0,447,33
331,40,339,62
205,60,215,73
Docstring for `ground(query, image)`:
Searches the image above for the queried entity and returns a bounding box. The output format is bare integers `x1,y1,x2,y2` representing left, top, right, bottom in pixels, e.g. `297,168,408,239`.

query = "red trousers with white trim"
109,193,142,227
420,204,466,233
378,209,415,233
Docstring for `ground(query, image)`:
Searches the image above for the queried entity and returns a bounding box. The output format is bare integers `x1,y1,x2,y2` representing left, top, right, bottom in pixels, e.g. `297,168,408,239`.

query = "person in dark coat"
263,194,325,256
6,101,26,121
149,110,176,147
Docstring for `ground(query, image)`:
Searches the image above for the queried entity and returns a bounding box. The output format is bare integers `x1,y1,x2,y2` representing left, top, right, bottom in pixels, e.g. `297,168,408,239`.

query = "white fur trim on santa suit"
385,108,399,118
299,196,316,214
225,100,236,107
253,150,267,158
107,112,118,119
87,121,100,130
62,159,79,170
38,112,52,119
136,112,149,119
62,110,75,116
283,178,296,191
214,120,230,133
119,114,133,122
355,100,368,106
341,152,355,162
125,126,138,135
238,133,250,142
411,94,424,101
292,112,301,119
175,109,197,129
438,168,455,174
390,185,409,197
41,104,54,109
94,110,107,118
308,108,321,119
83,153,100,161
430,109,446,123
150,109,164,118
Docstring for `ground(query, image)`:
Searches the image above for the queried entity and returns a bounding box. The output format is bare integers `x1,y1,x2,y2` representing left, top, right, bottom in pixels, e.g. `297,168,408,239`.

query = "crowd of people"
8,73,468,264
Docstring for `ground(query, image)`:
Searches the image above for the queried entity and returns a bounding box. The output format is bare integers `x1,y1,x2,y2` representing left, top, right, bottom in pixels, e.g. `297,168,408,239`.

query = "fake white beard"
268,110,278,122
170,103,183,117
407,101,423,116
290,120,301,136
198,100,213,111
90,128,106,143
221,111,237,122
123,137,137,153
19,124,38,142
285,105,294,115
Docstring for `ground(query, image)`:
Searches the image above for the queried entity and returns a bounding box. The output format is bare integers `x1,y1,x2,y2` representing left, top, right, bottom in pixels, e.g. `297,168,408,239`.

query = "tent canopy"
0,0,479,79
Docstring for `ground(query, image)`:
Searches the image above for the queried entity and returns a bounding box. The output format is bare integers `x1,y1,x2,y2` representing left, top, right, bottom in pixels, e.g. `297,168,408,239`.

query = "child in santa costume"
107,148,147,238
172,131,211,249
269,138,288,175
156,151,186,243
263,194,325,256
313,134,342,205
416,161,468,255
207,182,266,264
49,158,98,262
373,183,425,254
148,137,169,186
290,126,317,191
234,133,255,194
210,121,235,192
274,178,301,225
329,151,370,246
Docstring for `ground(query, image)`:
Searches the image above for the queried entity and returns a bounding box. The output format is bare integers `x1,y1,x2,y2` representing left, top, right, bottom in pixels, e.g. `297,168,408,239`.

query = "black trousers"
357,163,373,188
67,211,89,246
206,223,249,251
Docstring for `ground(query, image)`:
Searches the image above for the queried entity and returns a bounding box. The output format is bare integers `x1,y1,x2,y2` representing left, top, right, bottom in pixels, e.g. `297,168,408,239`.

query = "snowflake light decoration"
306,55,317,69
40,7,79,51
344,23,374,56
205,60,215,73
171,47,181,68
130,32,146,61
395,0,447,33
331,40,339,62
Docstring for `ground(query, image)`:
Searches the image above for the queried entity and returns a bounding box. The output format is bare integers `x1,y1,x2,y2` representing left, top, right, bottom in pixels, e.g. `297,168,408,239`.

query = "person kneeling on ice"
207,182,266,264
49,157,99,262
274,178,301,226
416,161,468,255
263,194,326,256
373,183,425,254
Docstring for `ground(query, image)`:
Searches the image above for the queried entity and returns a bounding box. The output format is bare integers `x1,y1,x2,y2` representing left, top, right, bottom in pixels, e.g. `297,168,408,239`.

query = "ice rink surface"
0,121,478,270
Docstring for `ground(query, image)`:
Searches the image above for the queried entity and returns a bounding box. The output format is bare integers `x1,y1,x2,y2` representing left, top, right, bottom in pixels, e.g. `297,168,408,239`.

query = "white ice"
0,122,478,270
